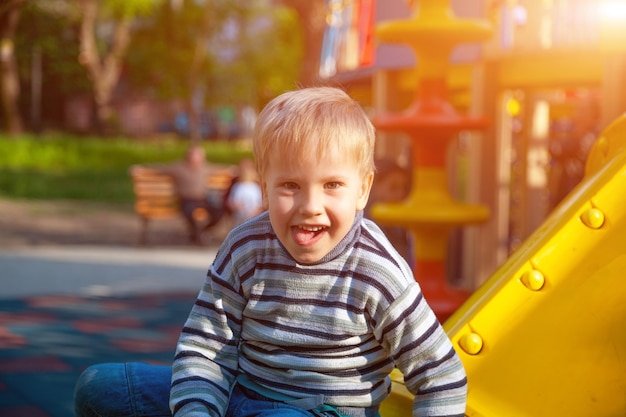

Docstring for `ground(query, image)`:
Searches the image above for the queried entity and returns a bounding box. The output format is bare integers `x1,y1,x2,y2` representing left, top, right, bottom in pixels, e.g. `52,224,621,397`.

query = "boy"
75,87,467,417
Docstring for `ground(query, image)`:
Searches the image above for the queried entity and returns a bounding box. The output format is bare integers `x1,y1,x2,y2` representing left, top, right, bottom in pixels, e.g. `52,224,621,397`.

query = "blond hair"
253,87,376,180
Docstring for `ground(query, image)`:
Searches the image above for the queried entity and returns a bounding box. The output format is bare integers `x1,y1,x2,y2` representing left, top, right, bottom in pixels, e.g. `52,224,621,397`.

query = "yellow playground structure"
320,0,626,414
380,113,626,416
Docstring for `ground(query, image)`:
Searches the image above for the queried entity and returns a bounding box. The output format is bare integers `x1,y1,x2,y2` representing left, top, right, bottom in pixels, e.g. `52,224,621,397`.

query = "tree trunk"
0,0,24,135
279,0,326,87
78,0,131,135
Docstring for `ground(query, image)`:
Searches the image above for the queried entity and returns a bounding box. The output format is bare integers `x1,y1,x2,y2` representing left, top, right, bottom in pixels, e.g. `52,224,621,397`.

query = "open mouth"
292,225,326,246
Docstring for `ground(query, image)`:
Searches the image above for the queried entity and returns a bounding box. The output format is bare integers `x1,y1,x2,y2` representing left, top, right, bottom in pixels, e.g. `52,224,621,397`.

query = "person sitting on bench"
130,145,227,244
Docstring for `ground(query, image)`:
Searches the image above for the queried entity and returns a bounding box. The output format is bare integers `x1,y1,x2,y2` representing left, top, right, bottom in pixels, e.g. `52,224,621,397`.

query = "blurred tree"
277,0,325,87
0,0,25,135
184,0,243,143
77,0,163,134
125,0,240,143
8,0,315,136
211,2,302,110
123,1,197,102
126,0,302,141
14,1,91,130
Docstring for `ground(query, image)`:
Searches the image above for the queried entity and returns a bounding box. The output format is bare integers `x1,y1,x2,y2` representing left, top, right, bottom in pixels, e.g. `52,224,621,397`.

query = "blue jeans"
75,363,378,417
228,385,343,417
75,362,171,417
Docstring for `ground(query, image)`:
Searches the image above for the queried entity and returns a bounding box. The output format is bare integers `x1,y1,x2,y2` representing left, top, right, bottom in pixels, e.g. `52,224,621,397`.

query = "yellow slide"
382,114,626,416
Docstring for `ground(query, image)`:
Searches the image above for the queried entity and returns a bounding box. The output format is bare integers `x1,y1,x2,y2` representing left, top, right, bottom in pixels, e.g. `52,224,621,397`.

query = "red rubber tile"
0,356,71,373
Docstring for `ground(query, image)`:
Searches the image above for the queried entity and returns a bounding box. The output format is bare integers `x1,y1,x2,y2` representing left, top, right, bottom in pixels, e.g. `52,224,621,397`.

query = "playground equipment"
370,0,492,321
380,114,626,416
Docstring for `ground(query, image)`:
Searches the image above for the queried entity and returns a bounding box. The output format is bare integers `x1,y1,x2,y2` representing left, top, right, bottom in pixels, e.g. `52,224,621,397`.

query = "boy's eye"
325,182,341,190
283,182,299,190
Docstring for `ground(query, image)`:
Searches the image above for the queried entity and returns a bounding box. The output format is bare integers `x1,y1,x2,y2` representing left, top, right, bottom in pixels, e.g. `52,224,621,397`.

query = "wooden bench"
131,168,236,245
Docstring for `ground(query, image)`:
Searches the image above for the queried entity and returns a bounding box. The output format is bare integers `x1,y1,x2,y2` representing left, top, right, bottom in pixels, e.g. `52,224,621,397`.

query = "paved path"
0,245,218,299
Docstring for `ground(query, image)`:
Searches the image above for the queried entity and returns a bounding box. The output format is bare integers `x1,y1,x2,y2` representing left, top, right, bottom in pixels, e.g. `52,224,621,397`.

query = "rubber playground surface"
0,291,195,417
0,198,221,417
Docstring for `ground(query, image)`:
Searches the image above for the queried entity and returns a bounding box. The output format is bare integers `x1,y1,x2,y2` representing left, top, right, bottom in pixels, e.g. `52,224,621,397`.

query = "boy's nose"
298,189,323,216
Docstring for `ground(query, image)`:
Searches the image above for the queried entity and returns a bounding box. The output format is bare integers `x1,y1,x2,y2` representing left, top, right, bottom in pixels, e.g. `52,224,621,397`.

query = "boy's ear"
356,172,374,211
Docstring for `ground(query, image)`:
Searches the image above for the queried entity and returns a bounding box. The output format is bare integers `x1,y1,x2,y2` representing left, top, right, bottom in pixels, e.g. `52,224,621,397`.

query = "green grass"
0,133,252,204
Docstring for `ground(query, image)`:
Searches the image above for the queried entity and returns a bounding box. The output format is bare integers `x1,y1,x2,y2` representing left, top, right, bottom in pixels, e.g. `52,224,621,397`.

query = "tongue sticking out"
293,228,322,246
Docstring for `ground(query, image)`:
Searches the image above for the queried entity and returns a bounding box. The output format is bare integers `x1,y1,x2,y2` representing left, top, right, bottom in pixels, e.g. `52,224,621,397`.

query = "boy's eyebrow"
322,173,351,182
271,172,351,183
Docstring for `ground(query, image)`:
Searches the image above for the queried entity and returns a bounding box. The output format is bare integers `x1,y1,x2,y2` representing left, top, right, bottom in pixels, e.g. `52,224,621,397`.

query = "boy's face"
263,151,373,264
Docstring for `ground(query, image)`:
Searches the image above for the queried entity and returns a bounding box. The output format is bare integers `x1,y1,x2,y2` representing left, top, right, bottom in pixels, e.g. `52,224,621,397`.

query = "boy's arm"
169,266,244,417
384,283,467,417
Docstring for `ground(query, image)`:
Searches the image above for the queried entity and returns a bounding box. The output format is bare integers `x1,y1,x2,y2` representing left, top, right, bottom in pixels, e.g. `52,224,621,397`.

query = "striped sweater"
170,211,467,417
